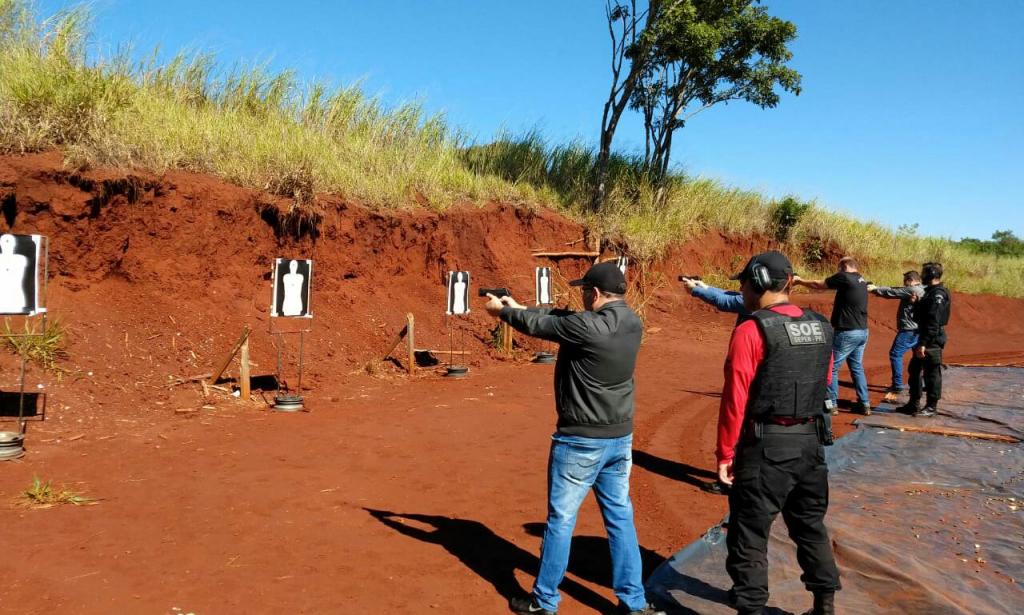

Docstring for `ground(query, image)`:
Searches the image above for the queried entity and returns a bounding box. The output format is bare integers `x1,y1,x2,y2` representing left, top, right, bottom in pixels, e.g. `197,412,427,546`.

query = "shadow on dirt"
632,450,720,492
365,508,617,613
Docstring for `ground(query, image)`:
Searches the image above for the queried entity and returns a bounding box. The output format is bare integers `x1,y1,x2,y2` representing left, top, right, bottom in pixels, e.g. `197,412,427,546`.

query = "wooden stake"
239,337,251,400
383,322,410,361
501,321,513,354
406,313,416,374
209,326,252,385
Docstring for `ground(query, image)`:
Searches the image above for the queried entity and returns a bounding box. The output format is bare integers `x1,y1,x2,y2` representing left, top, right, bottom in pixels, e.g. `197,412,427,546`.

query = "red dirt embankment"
1,151,1022,614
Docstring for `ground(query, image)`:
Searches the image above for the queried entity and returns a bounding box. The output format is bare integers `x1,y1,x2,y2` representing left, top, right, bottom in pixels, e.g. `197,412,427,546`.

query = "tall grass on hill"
0,0,520,213
1,1,1021,297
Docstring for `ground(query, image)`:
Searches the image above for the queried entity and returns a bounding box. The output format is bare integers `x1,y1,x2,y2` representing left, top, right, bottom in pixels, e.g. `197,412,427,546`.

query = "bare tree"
590,0,661,214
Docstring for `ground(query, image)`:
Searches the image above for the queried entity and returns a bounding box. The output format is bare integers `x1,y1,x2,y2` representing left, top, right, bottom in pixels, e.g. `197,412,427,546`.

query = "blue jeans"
888,330,919,390
533,433,647,612
829,329,870,405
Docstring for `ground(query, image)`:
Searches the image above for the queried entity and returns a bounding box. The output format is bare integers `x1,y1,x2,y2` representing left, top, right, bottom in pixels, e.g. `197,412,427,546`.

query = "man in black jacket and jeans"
900,262,951,417
483,261,662,615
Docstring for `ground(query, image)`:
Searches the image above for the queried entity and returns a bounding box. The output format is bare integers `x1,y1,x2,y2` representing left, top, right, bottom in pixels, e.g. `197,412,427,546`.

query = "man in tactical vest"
899,262,952,417
716,251,840,615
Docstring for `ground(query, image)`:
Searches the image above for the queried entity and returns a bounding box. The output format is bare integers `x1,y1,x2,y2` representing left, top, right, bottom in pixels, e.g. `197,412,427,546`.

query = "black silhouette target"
446,270,470,315
271,258,313,318
0,233,42,316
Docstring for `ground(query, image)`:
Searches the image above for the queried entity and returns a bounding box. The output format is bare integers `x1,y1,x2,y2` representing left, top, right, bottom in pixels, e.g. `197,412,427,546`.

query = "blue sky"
41,0,1023,240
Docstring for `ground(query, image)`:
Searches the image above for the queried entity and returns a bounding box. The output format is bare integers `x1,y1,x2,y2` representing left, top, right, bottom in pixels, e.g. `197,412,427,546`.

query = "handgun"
677,275,703,282
478,287,511,298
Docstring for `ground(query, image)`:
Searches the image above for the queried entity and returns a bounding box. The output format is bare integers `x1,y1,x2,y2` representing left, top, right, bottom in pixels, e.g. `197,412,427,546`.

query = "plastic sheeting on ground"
646,367,1024,615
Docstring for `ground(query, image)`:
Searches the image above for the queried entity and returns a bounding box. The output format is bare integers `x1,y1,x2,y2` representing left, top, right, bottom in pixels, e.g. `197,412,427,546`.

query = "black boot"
801,591,835,615
895,399,920,415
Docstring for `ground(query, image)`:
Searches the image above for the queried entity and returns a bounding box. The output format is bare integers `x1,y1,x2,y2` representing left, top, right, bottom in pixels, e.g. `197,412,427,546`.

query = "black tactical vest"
746,307,834,421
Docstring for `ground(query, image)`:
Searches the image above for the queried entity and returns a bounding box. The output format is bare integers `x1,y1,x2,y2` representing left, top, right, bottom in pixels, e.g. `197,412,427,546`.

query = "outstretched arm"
793,275,830,290
690,285,748,315
870,285,913,299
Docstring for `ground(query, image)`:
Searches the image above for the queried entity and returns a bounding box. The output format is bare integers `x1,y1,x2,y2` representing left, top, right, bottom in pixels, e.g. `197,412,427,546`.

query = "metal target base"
273,394,305,412
445,365,469,378
532,351,556,364
0,431,26,460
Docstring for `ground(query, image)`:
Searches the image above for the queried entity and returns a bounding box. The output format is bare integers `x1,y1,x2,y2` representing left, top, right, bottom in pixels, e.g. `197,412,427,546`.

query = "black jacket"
913,283,951,348
500,301,642,438
872,283,925,331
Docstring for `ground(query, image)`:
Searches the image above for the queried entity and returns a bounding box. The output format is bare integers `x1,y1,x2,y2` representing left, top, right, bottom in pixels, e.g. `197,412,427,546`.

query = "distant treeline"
958,231,1024,258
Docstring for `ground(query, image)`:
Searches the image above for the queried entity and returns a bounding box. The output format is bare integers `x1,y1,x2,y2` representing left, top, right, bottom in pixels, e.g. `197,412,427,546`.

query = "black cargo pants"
908,344,943,408
725,429,840,614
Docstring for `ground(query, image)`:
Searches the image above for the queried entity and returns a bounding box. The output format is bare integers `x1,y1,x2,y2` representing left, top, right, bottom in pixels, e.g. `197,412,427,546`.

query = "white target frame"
616,255,629,277
271,258,313,319
446,270,471,316
0,233,47,317
535,266,552,306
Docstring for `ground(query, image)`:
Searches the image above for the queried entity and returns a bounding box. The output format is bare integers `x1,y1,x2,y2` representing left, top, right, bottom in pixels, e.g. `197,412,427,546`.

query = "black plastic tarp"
646,367,1024,614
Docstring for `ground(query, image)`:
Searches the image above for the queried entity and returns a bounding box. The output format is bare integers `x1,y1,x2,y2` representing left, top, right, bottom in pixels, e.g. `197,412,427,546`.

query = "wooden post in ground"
239,336,251,399
383,313,418,374
406,313,416,375
209,326,252,385
500,321,514,354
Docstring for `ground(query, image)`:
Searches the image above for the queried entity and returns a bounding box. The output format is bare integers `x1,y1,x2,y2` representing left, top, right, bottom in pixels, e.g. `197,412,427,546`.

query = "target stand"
531,266,557,365
443,270,472,378
444,317,469,378
269,258,314,411
270,322,310,411
532,350,556,364
1,233,50,461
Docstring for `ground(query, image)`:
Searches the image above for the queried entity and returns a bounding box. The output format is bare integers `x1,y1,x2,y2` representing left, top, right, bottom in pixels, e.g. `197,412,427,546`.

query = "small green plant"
770,196,811,242
2,317,68,374
21,476,96,508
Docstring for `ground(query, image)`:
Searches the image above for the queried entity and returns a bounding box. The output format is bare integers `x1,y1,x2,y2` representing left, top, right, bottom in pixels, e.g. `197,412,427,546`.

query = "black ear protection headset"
749,260,774,293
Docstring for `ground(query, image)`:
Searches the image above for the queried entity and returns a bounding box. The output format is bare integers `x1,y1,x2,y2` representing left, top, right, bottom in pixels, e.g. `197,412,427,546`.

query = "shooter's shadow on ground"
520,522,666,587
365,509,617,613
632,450,720,492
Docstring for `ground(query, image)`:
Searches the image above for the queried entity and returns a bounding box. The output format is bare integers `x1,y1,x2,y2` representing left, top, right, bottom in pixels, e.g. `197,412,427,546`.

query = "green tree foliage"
769,196,810,242
630,0,801,188
958,230,1024,257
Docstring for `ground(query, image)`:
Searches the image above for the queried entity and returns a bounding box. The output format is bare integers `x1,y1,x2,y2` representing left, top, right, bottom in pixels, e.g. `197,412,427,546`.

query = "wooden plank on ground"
532,251,600,258
858,420,1020,443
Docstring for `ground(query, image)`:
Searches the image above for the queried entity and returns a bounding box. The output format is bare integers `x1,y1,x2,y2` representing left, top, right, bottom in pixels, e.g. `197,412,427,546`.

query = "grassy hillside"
2,0,1021,296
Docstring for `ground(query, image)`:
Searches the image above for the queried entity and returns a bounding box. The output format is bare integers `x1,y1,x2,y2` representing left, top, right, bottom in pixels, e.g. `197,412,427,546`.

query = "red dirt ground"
1,151,1022,614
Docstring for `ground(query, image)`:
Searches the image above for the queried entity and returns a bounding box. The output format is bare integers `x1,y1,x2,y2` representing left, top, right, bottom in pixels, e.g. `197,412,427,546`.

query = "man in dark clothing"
793,256,872,415
899,262,951,417
868,271,926,401
717,251,840,615
483,261,663,615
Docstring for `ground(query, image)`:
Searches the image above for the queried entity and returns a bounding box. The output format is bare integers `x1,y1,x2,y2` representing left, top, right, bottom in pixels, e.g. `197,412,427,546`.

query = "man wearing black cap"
898,262,952,418
482,261,663,615
717,251,840,615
